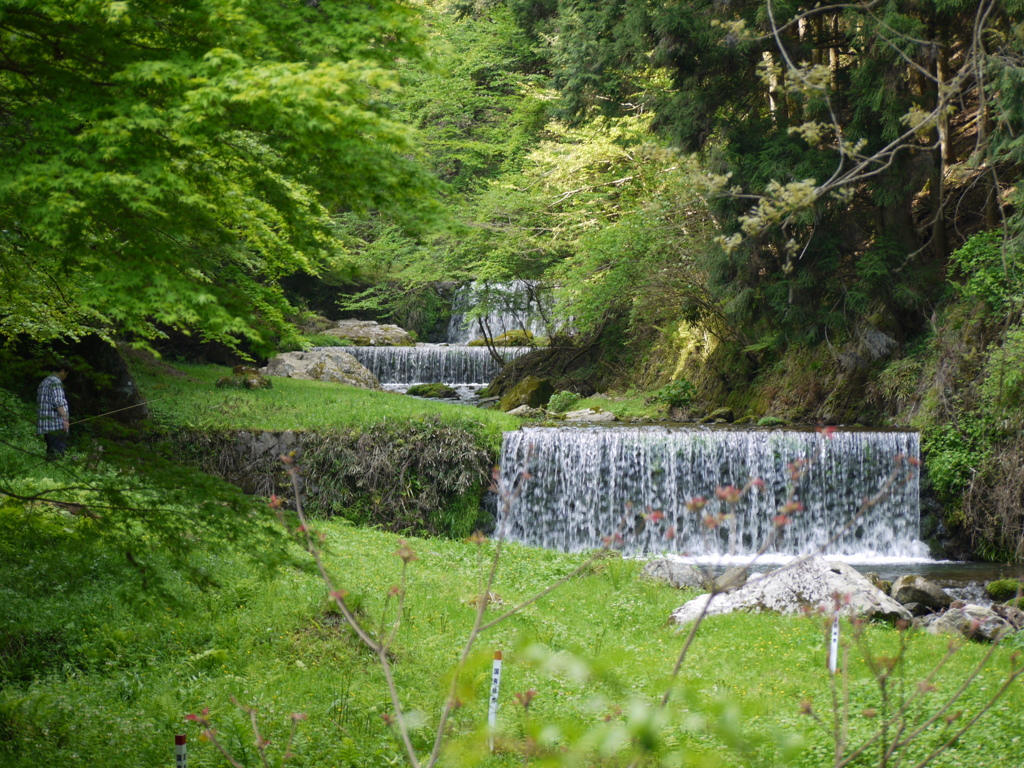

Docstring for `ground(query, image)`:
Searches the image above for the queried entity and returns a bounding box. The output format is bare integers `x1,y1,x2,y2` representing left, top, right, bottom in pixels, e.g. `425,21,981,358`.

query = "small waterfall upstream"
446,280,551,344
347,344,531,386
498,426,924,560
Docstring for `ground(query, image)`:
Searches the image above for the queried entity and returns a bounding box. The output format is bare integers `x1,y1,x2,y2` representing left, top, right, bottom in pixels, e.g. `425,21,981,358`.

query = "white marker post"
828,613,840,675
175,734,187,768
488,650,503,751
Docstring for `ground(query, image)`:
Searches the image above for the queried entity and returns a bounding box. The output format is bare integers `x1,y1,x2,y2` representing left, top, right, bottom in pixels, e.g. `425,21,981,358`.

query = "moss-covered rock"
468,329,546,347
985,579,1024,602
757,416,788,427
699,407,734,424
406,383,459,399
499,376,554,411
216,366,272,390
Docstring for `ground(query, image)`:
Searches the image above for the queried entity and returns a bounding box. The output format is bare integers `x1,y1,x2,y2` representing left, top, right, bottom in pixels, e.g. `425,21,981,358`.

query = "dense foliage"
0,0,441,351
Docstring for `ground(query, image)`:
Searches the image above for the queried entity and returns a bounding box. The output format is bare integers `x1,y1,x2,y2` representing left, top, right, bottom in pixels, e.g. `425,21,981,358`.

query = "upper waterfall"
446,280,551,344
497,426,923,560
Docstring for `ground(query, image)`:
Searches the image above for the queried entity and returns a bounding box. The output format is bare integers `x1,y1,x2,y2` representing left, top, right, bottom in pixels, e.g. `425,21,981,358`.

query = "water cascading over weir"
344,281,547,388
498,426,923,560
346,344,531,387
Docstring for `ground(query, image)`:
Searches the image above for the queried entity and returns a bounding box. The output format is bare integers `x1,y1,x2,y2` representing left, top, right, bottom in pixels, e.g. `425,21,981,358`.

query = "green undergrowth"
132,362,519,450
2,512,1022,768
573,390,673,422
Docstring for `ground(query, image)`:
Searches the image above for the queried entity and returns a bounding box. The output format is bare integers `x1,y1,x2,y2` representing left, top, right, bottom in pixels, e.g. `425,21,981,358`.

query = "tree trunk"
927,42,947,260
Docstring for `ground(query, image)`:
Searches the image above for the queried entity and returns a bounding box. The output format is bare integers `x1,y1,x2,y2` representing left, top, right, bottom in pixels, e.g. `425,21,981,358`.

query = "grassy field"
2,501,1022,768
130,360,520,452
2,372,1022,768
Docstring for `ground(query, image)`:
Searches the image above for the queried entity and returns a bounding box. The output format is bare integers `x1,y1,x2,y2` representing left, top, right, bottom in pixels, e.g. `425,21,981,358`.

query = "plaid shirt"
37,374,69,435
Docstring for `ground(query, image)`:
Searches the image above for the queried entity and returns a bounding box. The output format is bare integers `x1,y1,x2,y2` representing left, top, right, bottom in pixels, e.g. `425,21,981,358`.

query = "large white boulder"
671,557,912,626
324,320,414,346
261,350,382,390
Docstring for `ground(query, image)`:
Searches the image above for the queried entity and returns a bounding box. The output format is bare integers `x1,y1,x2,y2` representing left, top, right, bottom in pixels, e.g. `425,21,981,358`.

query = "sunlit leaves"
0,0,441,349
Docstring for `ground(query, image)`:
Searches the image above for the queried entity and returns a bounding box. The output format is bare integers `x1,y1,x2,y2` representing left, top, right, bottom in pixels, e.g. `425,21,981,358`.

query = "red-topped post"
175,734,187,768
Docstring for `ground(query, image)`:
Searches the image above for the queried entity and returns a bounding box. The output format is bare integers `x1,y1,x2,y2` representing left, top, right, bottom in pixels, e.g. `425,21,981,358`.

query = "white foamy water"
498,426,923,559
657,552,935,568
446,280,551,344
347,343,531,386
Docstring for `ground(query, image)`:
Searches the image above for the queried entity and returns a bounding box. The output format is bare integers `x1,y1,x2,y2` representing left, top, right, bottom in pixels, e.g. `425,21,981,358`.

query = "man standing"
37,360,71,458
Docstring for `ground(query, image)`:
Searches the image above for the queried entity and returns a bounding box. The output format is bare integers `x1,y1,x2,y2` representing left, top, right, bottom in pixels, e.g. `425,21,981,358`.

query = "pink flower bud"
715,485,742,504
394,541,418,564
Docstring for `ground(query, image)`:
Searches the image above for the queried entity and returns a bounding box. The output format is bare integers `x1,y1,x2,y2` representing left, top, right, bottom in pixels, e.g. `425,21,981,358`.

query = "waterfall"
446,281,551,344
498,426,923,559
346,344,531,386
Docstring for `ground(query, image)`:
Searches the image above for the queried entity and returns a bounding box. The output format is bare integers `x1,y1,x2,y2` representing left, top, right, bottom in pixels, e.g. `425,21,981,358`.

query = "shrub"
654,378,697,409
948,229,1022,312
547,390,581,413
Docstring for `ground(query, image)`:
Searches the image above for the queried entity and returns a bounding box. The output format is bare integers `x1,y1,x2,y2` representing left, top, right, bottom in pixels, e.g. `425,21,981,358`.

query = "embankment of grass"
128,361,521,536
2,508,1022,768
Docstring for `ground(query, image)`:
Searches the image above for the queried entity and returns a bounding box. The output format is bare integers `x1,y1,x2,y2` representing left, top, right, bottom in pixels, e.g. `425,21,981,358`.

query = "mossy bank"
131,360,519,538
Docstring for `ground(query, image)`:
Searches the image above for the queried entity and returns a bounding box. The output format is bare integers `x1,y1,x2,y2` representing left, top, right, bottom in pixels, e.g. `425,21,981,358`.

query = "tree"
516,0,1024,351
0,0,442,351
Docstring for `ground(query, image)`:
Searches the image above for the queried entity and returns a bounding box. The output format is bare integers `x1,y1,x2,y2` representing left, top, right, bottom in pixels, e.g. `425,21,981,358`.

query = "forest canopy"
0,0,442,351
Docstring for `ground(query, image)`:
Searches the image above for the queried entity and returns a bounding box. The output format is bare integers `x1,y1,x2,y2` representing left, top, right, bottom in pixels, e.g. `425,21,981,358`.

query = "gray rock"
714,566,748,593
261,350,382,390
992,603,1024,631
863,571,892,595
891,575,953,612
642,559,707,590
671,557,912,626
507,405,542,417
325,320,414,347
901,602,934,618
564,408,617,422
918,604,1016,642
